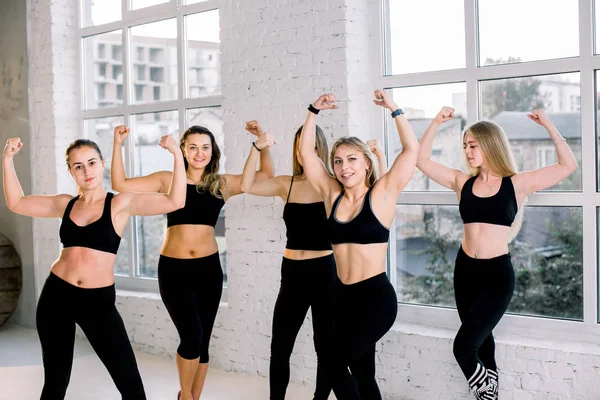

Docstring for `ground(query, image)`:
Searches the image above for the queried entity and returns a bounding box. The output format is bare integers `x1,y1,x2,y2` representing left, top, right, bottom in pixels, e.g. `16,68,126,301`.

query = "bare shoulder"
55,194,76,212
455,172,470,192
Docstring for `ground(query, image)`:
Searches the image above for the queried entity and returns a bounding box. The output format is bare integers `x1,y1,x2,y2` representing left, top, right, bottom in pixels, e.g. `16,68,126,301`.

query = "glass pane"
81,0,121,27
131,0,169,10
131,19,177,104
131,111,179,277
186,10,221,98
82,30,123,109
480,73,581,191
385,0,464,75
388,83,467,191
396,205,583,320
185,108,226,282
84,116,131,275
478,0,578,66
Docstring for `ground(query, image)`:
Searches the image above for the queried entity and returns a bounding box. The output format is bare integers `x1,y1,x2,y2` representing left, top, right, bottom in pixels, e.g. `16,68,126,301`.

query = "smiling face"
463,133,485,169
67,146,105,190
183,133,212,170
332,144,370,188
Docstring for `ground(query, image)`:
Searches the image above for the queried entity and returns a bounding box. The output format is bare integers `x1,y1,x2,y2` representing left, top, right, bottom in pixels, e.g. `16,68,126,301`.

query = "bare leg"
177,354,200,400
191,363,209,400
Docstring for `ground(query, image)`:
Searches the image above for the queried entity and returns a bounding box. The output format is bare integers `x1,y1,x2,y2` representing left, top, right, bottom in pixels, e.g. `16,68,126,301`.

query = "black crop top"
167,184,225,228
282,176,332,251
459,175,518,227
329,186,390,245
59,192,121,254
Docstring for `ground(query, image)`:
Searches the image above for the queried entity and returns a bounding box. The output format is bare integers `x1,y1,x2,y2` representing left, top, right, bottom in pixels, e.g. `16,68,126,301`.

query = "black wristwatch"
391,108,404,118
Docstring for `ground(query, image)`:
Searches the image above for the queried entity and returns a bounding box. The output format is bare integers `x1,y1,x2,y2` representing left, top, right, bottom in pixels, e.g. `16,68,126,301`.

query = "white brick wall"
21,0,600,399
27,0,79,298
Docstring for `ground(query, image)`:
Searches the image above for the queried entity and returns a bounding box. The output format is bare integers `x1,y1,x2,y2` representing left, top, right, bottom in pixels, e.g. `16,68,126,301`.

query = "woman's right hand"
245,120,264,137
312,93,338,111
254,132,276,150
3,138,23,159
434,106,454,124
114,125,131,145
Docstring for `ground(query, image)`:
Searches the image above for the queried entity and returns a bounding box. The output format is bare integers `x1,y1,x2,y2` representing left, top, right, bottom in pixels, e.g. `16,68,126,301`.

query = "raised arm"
245,120,275,181
513,109,578,196
372,90,420,196
217,121,276,201
3,138,71,218
367,139,388,176
111,125,171,193
299,94,340,199
240,129,286,198
123,134,186,216
416,106,466,191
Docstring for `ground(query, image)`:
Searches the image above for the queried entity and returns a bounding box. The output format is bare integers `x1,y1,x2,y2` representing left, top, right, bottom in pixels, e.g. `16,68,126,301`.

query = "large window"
380,0,598,336
80,0,222,291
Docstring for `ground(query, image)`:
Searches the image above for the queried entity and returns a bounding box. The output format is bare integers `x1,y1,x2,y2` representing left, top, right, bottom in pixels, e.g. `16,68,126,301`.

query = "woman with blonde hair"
111,125,273,400
416,107,578,399
240,121,387,399
299,91,419,399
3,134,186,399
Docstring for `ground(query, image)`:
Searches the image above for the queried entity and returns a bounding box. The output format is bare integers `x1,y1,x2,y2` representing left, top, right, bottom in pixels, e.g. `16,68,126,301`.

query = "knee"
452,335,470,362
177,337,202,360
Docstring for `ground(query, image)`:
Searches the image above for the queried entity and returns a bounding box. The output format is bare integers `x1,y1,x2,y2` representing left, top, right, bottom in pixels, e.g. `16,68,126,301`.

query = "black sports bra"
329,186,390,245
459,175,518,227
59,192,121,254
167,184,225,228
282,176,332,251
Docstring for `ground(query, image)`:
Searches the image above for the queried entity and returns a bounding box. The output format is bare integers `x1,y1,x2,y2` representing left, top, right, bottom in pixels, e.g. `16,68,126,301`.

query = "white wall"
0,0,35,328
14,0,600,399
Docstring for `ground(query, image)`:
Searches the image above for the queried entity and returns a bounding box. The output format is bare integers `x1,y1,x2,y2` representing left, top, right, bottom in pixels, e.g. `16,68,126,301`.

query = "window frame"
78,0,222,292
376,0,600,341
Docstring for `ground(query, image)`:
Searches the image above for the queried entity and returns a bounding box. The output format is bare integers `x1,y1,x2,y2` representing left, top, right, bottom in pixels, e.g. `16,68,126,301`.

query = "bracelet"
308,104,320,115
552,136,566,146
391,108,404,118
252,141,262,152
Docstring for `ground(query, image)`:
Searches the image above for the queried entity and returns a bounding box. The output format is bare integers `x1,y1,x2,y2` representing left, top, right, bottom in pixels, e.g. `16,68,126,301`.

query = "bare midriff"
462,223,511,259
332,242,388,284
50,247,117,288
282,248,333,261
161,225,220,259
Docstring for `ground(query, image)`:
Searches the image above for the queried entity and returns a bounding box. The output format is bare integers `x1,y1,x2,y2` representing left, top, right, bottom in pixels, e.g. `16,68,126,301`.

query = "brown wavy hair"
181,126,223,198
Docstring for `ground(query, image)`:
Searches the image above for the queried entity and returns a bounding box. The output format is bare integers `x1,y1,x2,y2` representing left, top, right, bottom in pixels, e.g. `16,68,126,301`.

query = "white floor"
0,324,318,400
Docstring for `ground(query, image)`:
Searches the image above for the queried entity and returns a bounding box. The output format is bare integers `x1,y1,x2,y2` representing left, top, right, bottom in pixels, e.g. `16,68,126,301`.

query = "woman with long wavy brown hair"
111,124,273,400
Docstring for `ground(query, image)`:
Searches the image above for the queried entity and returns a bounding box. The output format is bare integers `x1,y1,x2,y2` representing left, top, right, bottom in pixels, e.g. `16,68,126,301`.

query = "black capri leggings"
453,247,515,393
36,272,146,400
269,254,337,400
328,272,398,400
158,252,223,362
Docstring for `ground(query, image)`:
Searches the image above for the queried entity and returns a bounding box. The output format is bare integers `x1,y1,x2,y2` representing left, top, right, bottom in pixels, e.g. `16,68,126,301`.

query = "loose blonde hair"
462,120,523,242
181,126,223,198
293,125,330,176
330,137,378,187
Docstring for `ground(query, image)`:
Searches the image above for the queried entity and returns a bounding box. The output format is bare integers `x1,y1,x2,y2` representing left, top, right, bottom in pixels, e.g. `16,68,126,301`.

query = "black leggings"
269,255,337,400
36,272,146,400
328,273,398,400
453,247,514,389
158,252,223,362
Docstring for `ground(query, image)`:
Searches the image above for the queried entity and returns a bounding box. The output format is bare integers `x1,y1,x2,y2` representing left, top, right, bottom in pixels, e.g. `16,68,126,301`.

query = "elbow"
174,198,186,210
111,180,124,192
